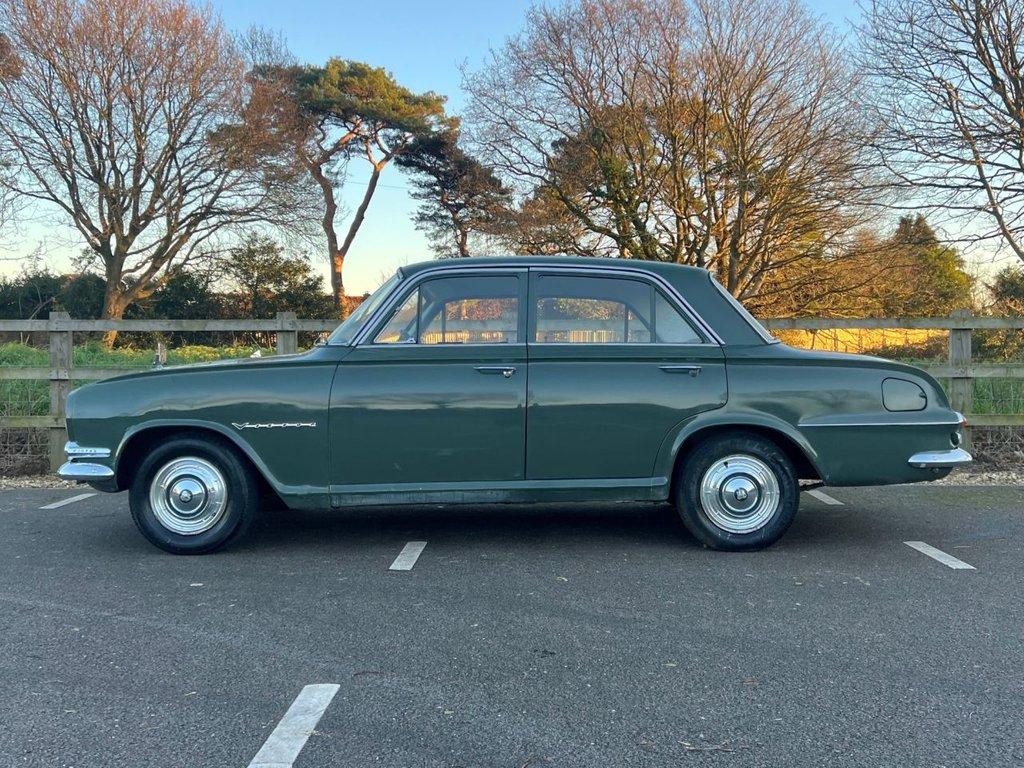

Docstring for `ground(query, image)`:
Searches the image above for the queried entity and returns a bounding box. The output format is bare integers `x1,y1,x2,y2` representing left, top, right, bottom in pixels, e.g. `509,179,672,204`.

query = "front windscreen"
328,272,401,345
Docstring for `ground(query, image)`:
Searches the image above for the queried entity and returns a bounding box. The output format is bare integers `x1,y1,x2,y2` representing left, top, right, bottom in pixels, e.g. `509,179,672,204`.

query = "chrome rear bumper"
907,448,973,469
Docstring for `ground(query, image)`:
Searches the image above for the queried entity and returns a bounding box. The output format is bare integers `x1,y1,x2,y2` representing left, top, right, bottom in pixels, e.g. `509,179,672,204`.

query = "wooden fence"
0,310,1021,471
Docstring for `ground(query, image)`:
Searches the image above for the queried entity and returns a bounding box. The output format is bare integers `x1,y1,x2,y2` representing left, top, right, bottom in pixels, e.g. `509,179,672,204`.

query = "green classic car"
60,257,971,554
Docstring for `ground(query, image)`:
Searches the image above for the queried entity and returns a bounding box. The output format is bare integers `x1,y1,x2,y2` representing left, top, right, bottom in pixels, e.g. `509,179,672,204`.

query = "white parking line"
806,488,843,506
247,684,340,768
39,493,95,510
904,541,976,570
389,541,428,571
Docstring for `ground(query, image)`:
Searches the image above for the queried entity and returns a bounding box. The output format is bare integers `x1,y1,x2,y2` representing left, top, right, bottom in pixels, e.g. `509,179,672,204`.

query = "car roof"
396,255,711,280
393,256,770,346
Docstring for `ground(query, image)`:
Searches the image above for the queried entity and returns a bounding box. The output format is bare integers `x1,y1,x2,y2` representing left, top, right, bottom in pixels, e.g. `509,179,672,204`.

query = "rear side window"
533,274,702,344
373,275,519,344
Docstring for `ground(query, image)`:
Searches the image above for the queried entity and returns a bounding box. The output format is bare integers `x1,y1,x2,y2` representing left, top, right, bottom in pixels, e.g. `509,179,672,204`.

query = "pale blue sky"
5,0,862,295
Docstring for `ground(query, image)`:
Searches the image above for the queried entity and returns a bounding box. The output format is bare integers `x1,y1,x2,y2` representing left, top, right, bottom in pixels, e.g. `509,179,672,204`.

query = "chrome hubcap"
700,454,780,534
149,457,227,535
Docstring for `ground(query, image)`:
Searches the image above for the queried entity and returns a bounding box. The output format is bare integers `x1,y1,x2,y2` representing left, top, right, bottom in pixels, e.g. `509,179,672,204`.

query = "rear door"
525,269,727,481
330,270,528,489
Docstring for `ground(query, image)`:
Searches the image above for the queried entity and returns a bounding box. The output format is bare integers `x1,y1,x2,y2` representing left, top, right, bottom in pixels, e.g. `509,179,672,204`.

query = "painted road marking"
904,541,976,570
389,541,428,571
247,684,340,768
39,493,95,510
806,489,843,506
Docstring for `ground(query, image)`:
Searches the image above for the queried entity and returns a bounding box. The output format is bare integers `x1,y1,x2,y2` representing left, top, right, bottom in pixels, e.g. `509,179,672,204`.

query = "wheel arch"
662,414,824,499
114,420,279,499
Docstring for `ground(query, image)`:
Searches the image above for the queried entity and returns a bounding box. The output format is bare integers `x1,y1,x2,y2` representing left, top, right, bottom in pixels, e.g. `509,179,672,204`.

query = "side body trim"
800,418,962,428
329,476,670,507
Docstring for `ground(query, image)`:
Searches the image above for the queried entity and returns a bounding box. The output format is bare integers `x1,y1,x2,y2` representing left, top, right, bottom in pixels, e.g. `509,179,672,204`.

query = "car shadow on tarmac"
243,502,689,550
230,496,887,555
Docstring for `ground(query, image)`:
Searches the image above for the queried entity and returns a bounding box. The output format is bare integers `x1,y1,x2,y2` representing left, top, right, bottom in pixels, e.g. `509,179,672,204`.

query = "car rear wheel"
675,431,798,551
129,434,258,555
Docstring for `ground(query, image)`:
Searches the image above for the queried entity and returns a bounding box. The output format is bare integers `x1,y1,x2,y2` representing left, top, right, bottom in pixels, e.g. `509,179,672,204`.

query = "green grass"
970,378,1024,415
0,340,275,368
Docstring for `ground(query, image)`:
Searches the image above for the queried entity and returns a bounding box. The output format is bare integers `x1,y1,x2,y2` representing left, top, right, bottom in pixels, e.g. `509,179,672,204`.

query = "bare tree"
0,34,20,241
0,162,16,240
859,0,1024,265
0,0,305,340
464,0,875,301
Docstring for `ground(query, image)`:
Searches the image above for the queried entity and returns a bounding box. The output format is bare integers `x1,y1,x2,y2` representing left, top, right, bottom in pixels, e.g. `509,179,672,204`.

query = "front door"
330,270,528,497
525,270,727,481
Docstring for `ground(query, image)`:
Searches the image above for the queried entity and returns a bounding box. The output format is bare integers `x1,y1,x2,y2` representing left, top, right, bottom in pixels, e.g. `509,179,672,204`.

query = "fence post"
154,341,167,368
276,312,298,355
947,309,973,449
48,311,72,472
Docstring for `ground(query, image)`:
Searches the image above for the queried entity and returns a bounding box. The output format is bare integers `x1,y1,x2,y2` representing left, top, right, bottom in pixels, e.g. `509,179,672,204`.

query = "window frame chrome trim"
355,341,530,350
353,267,528,348
347,262,724,348
526,266,719,346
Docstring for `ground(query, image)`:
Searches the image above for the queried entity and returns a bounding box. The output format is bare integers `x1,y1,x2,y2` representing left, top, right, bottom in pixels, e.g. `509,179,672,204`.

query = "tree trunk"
308,142,389,315
308,160,347,314
330,248,346,316
101,287,127,347
334,164,385,311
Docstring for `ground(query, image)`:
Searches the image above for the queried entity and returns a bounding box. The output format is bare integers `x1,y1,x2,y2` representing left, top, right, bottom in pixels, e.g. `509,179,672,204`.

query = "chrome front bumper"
58,461,115,481
907,448,973,469
57,442,114,482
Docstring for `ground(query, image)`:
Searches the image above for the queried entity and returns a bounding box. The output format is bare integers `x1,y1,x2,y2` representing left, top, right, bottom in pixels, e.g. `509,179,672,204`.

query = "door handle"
660,364,701,377
474,365,517,378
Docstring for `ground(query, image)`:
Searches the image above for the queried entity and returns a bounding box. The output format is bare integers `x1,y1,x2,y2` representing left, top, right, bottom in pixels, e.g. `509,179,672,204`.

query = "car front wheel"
128,434,258,555
675,431,798,551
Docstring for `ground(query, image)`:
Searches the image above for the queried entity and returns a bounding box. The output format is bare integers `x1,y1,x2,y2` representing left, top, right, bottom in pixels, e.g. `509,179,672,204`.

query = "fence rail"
1,310,1022,470
0,317,338,332
761,317,1024,330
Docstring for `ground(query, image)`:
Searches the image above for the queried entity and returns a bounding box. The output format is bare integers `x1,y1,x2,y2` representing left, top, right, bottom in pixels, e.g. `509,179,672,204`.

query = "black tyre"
675,431,798,551
128,433,259,555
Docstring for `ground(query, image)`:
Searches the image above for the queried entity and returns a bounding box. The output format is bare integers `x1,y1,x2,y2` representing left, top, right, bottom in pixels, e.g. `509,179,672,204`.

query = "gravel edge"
929,468,1024,486
0,476,80,490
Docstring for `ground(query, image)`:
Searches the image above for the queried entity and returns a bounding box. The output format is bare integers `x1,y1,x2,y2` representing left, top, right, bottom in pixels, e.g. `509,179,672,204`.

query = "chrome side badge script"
232,421,318,430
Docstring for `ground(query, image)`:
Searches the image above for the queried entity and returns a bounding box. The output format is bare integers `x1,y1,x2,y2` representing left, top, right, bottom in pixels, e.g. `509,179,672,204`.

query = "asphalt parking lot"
0,484,1021,768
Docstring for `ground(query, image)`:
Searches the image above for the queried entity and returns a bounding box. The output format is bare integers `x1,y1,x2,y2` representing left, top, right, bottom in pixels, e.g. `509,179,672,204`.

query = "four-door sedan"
59,257,971,554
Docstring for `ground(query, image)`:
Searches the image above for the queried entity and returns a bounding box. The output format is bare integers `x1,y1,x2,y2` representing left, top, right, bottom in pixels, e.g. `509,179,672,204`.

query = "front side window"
373,275,519,344
533,274,702,344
